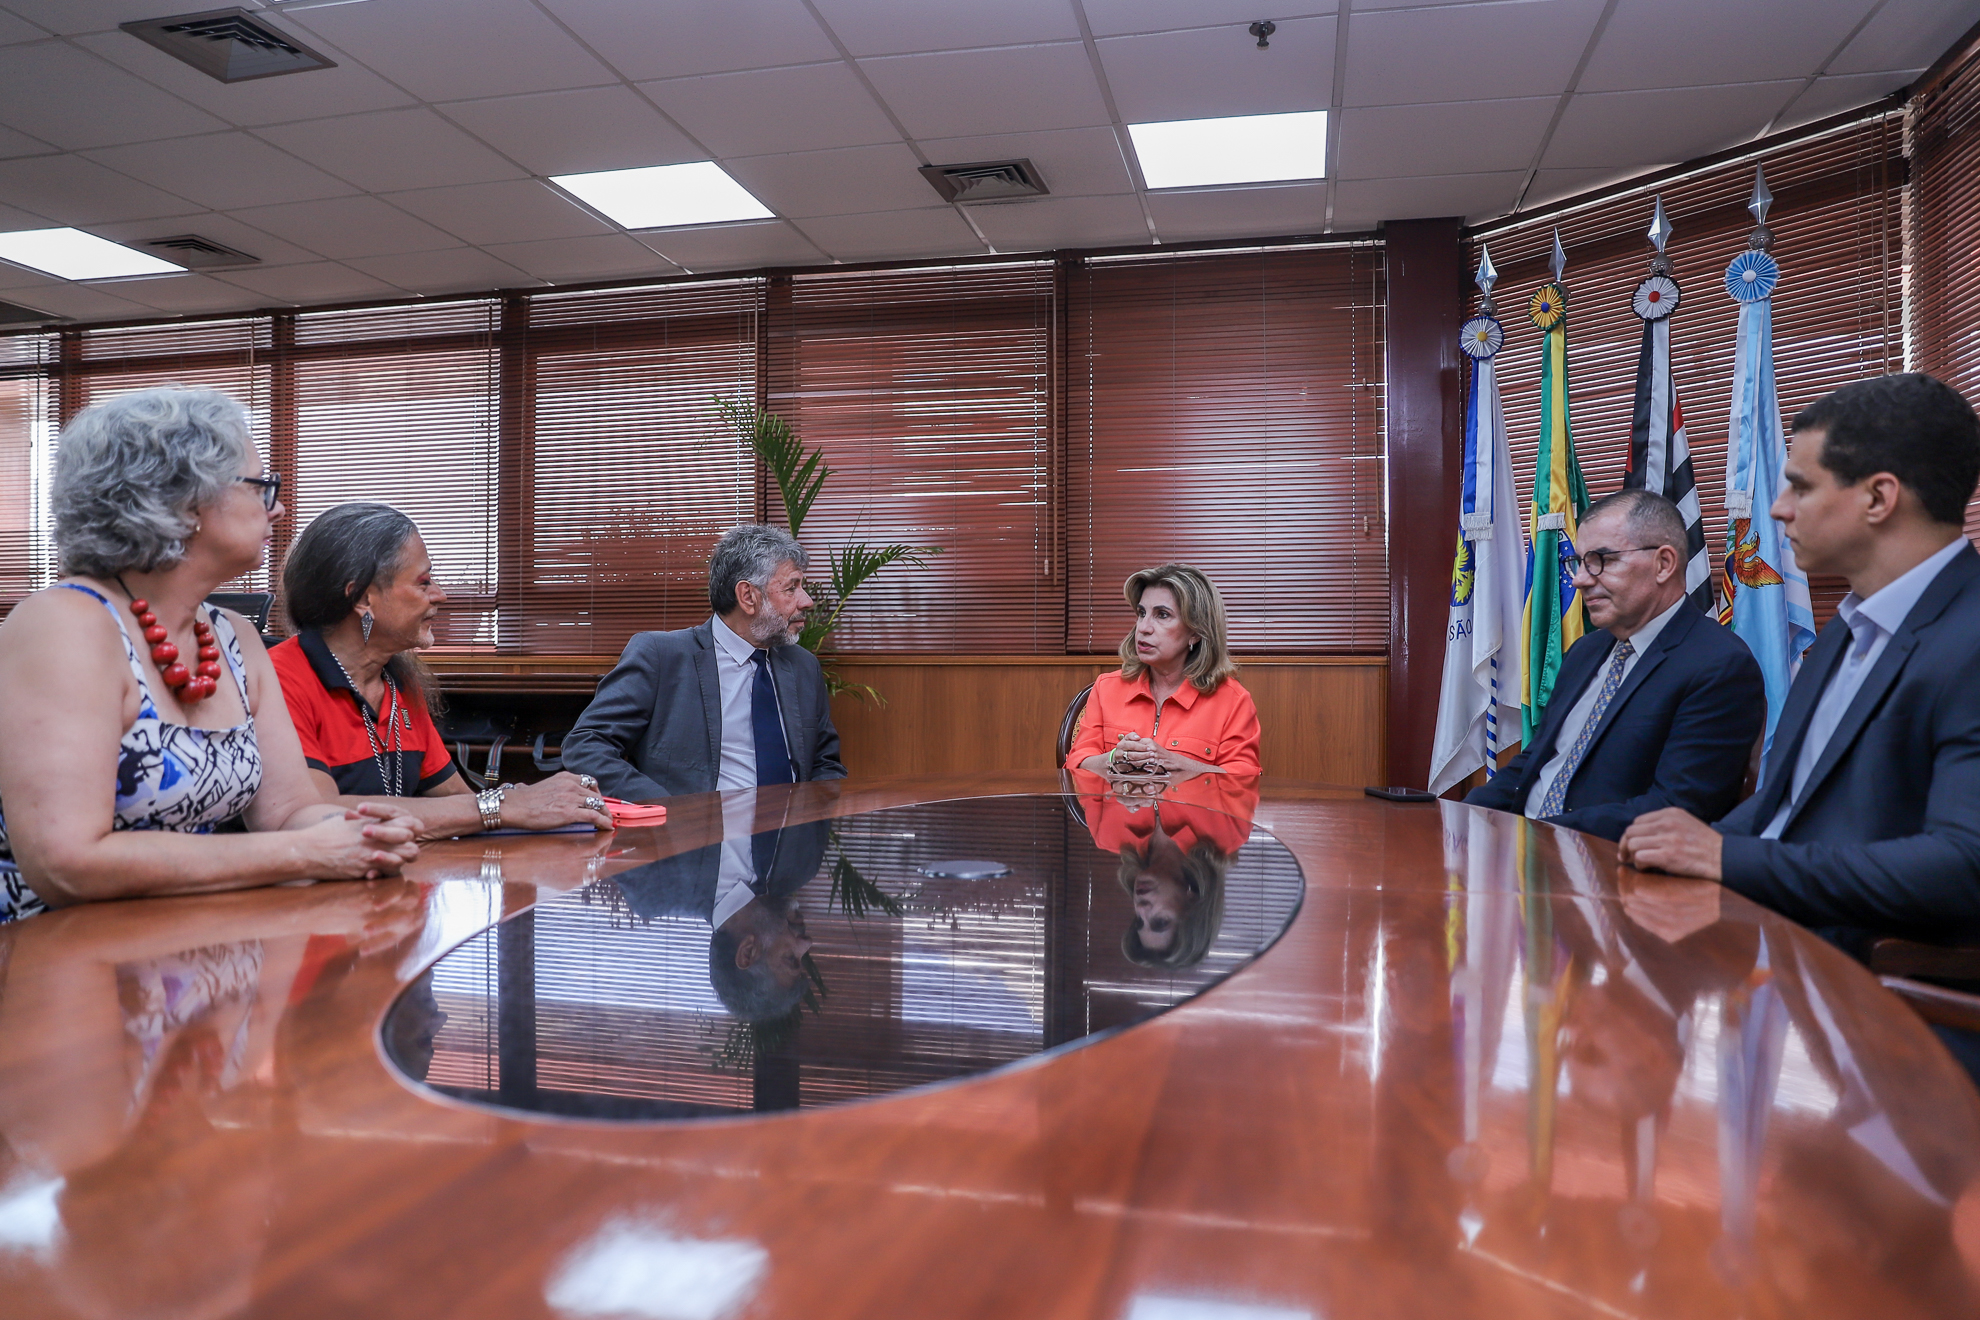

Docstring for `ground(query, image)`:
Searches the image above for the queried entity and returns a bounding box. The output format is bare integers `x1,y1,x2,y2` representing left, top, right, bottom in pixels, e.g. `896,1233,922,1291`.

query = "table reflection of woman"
1076,771,1259,968
1064,564,1261,781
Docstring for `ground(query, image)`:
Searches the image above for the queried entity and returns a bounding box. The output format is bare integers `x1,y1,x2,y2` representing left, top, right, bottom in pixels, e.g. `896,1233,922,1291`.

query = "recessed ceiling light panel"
550,163,774,230
1127,111,1329,190
0,229,186,281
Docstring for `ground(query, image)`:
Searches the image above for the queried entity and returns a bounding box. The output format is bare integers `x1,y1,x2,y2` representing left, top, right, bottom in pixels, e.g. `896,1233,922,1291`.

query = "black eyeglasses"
1562,546,1657,579
238,474,281,511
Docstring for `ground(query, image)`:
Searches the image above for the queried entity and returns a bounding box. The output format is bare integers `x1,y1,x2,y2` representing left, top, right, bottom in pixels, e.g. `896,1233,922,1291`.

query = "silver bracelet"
476,786,505,831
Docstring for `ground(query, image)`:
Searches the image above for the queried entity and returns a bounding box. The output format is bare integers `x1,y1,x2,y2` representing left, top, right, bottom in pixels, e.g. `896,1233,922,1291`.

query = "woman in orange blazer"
1064,563,1262,780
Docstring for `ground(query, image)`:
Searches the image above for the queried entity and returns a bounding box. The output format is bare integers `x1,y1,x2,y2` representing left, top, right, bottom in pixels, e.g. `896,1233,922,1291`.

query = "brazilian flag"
1520,278,1589,742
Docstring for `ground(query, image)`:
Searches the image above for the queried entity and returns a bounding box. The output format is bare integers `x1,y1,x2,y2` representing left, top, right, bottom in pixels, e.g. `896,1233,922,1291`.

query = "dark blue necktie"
750,648,793,786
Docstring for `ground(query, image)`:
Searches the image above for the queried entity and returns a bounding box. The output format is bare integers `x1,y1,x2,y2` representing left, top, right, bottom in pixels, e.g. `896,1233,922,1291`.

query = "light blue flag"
1720,171,1815,758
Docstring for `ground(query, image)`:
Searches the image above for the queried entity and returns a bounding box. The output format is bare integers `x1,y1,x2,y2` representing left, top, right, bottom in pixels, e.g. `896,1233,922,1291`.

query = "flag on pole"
1720,168,1815,752
1622,196,1713,612
1430,247,1528,794
1520,231,1590,742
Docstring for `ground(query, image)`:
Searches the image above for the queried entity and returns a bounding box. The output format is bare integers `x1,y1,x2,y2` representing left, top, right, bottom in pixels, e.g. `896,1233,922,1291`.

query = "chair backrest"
207,591,274,632
1056,683,1094,768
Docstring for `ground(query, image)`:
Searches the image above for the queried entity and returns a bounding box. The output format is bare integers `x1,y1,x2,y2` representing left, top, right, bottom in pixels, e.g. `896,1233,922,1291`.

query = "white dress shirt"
713,786,760,925
710,613,791,792
1760,535,1968,839
1524,596,1687,818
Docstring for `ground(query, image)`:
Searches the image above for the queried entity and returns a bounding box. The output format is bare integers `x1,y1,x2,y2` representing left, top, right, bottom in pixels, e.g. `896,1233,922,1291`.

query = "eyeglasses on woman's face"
237,474,282,511
1561,546,1658,579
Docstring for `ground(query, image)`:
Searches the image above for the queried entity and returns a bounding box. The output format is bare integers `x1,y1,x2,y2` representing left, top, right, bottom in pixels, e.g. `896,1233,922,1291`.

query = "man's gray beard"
751,608,803,647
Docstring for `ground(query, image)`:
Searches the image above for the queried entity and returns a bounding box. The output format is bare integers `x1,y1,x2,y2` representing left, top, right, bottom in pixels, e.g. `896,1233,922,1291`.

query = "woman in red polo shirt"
1064,563,1262,781
272,503,611,839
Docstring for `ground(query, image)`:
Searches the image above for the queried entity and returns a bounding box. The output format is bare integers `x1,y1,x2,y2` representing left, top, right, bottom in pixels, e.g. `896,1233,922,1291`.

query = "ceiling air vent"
918,159,1050,205
121,8,337,83
142,234,260,269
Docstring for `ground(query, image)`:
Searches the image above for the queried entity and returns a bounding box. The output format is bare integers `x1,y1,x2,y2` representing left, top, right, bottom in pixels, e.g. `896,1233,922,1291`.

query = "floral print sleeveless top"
0,585,263,922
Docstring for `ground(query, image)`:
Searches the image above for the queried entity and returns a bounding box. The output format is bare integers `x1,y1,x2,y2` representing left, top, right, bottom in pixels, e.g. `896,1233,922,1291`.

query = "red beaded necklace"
117,581,222,704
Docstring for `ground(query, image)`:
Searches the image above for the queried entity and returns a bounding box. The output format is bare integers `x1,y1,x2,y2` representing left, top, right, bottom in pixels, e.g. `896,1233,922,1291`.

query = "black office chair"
1055,683,1093,769
206,591,273,632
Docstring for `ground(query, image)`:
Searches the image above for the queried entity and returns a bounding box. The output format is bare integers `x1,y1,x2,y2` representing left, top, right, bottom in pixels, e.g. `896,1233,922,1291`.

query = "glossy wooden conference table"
1,772,1976,1319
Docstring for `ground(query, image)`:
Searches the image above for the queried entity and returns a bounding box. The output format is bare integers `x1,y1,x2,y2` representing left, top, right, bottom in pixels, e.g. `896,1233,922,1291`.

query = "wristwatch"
476,785,507,831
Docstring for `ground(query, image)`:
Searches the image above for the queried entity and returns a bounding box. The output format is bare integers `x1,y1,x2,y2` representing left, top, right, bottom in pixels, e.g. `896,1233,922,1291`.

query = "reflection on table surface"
0,775,1976,1320
384,793,1303,1120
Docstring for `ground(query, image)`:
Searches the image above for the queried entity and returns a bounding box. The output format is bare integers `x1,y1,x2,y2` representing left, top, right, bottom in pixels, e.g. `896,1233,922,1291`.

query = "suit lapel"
1567,606,1692,764
1777,547,1980,830
769,645,803,772
690,620,722,786
1747,616,1846,819
1522,635,1613,786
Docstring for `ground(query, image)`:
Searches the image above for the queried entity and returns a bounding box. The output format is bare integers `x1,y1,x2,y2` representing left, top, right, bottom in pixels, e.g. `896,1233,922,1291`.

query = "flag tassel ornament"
1520,231,1591,743
1429,247,1530,794
1622,196,1713,612
1720,168,1816,753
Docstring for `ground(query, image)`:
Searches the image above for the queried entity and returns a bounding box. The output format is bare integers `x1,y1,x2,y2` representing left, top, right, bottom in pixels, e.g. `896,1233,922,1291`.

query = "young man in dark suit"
563,524,846,800
1622,373,1980,952
1466,489,1765,841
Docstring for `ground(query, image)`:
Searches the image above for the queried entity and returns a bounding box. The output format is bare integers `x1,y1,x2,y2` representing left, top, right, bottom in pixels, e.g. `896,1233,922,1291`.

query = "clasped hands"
1617,806,1724,881
1106,732,1193,779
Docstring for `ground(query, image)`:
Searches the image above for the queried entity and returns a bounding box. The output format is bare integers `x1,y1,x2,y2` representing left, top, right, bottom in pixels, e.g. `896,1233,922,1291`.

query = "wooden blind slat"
1910,36,1980,543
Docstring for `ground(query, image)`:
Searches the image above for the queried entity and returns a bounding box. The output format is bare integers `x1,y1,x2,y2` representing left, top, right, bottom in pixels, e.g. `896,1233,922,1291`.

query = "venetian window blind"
1908,34,1980,542
1473,112,1906,624
1064,245,1389,655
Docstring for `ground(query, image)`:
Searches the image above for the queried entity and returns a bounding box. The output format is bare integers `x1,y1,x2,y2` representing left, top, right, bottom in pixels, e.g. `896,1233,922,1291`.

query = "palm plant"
714,397,939,701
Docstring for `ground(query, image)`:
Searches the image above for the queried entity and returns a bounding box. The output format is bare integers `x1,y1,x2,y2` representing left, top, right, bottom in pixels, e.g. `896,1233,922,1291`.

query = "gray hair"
1583,487,1687,554
708,524,808,614
53,387,255,577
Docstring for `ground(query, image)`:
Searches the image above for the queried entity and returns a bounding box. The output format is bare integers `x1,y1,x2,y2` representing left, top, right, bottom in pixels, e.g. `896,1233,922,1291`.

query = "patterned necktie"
1537,639,1634,818
750,649,794,787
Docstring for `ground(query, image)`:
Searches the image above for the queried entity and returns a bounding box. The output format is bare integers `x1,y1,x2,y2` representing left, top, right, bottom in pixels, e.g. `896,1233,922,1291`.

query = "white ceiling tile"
344,247,540,294
0,2,171,36
1521,166,1647,211
0,154,189,224
479,234,684,283
0,122,51,159
0,41,227,149
88,212,325,268
641,63,901,158
1145,182,1329,241
968,193,1148,251
724,144,935,219
1828,0,1980,77
0,279,152,320
226,196,460,260
0,197,53,231
537,0,840,81
287,0,614,102
1773,69,1920,132
1543,81,1805,170
798,207,983,262
72,29,418,128
1584,0,1873,93
808,0,1079,56
254,110,529,192
1337,97,1555,180
382,180,612,246
1342,0,1606,107
438,87,701,176
917,126,1133,197
1083,2,1336,38
83,132,359,212
211,261,404,305
638,220,828,272
109,273,266,315
0,10,46,43
859,44,1111,140
1331,171,1526,230
1098,17,1335,123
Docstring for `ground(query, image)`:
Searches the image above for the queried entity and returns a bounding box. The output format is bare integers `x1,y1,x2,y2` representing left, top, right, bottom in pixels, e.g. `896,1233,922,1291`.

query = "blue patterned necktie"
1537,639,1634,818
750,648,793,787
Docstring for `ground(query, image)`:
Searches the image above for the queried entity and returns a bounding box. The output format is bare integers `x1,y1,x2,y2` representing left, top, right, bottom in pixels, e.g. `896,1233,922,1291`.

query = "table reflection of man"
1072,770,1258,968
608,790,828,1023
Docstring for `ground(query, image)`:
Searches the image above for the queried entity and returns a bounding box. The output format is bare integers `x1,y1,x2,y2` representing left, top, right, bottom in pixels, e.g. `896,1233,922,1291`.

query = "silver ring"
584,796,605,813
577,773,598,791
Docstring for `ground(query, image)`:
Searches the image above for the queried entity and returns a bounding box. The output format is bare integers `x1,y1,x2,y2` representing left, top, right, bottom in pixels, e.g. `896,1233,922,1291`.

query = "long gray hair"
283,502,436,710
53,387,256,576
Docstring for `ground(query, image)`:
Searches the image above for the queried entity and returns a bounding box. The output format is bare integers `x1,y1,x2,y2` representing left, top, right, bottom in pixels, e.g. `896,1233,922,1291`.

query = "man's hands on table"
1618,807,1724,881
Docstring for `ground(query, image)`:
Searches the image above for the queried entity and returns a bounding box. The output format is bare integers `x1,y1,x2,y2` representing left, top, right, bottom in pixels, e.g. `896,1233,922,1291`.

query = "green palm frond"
715,396,829,536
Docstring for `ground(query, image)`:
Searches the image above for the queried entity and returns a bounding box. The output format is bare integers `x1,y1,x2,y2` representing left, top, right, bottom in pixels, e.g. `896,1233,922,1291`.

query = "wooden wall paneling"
1381,219,1465,790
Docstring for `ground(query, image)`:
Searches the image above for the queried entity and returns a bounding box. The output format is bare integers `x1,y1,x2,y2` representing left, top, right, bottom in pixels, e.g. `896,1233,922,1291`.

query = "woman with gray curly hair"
0,387,423,923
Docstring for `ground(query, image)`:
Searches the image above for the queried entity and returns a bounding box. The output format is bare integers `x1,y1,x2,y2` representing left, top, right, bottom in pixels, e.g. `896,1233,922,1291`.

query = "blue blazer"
1466,602,1765,841
1719,544,1980,945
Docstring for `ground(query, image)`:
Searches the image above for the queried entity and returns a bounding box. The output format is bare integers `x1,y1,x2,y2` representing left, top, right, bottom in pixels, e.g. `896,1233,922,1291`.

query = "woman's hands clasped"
299,800,425,880
1108,733,1194,778
495,771,615,832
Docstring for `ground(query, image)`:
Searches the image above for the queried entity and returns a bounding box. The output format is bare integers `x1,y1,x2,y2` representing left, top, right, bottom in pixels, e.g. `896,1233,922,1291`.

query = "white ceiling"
0,0,1966,322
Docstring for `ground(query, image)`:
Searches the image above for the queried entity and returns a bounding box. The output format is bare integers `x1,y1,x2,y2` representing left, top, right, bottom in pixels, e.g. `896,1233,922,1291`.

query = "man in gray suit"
563,524,846,799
